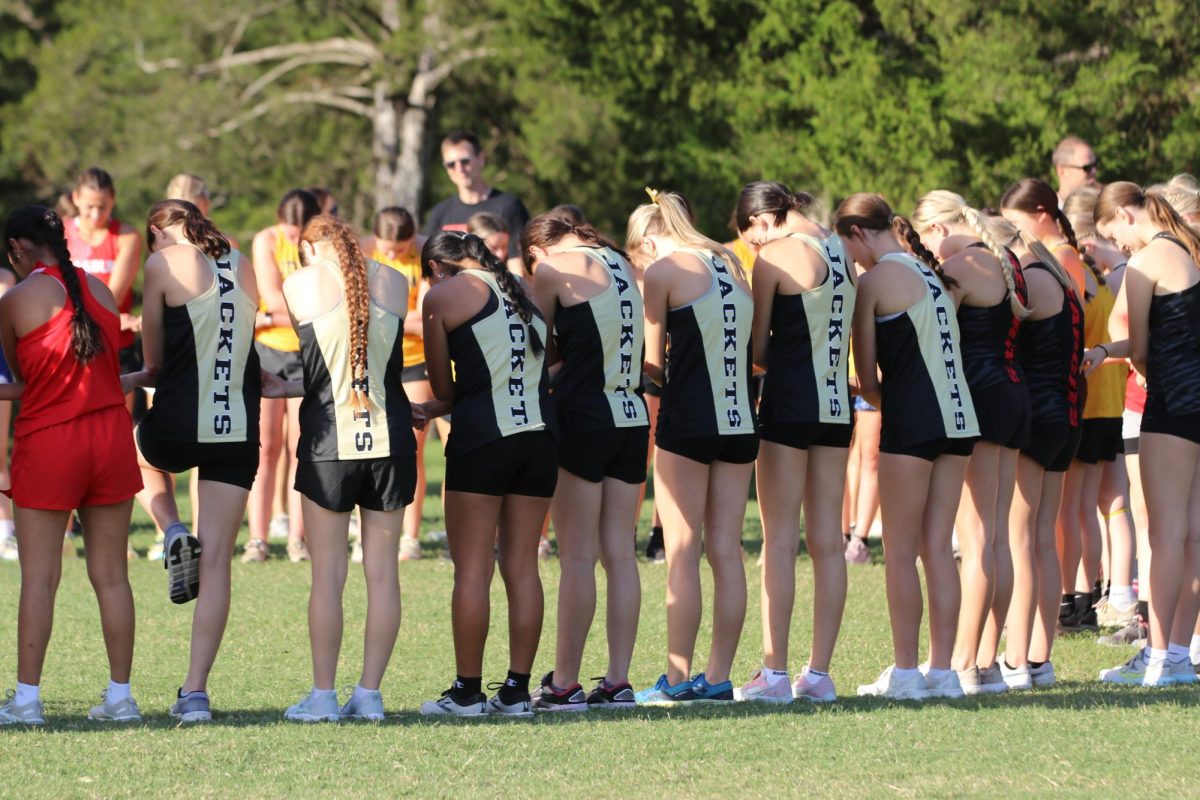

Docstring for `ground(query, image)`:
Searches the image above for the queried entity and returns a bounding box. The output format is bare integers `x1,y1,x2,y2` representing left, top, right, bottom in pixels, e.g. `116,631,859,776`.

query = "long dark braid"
464,234,545,357
1053,206,1105,295
892,214,959,289
5,206,104,363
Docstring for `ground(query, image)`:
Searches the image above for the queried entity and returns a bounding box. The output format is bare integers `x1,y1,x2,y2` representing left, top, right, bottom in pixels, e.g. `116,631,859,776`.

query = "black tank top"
1146,233,1200,416
1018,262,1084,425
957,247,1028,392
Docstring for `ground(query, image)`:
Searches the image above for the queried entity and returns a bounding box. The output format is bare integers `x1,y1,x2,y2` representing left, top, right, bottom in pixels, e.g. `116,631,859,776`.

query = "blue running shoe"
692,673,735,703
634,674,697,706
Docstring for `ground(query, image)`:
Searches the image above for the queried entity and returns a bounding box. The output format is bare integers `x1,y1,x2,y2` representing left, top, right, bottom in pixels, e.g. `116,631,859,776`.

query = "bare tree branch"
421,46,496,91
4,0,44,31
138,37,380,76
240,52,375,101
185,87,372,145
135,40,187,74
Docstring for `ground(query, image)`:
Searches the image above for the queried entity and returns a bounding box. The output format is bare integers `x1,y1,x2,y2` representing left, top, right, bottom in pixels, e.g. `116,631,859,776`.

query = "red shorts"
7,405,142,510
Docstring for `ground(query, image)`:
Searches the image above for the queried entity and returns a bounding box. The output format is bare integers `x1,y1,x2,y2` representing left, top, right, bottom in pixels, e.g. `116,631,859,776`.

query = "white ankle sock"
1191,634,1200,663
892,667,920,680
1167,642,1190,662
312,688,337,701
925,668,952,680
352,685,379,701
14,682,39,706
1109,586,1135,609
1147,647,1168,665
107,680,131,703
0,520,14,542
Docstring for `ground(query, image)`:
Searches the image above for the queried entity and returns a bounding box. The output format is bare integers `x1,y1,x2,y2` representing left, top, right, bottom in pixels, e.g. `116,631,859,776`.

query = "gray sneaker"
164,525,201,605
88,691,142,722
1096,618,1146,647
975,663,1008,694
340,689,385,721
170,689,212,723
284,690,341,722
0,690,45,725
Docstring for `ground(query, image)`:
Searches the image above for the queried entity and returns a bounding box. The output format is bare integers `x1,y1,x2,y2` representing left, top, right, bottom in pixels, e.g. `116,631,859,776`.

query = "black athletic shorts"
119,343,142,374
445,430,559,497
401,363,429,383
759,420,853,450
136,422,259,490
1075,417,1123,464
973,381,1031,450
256,342,303,382
1021,420,1082,472
879,435,976,462
558,426,650,484
655,432,759,465
642,372,662,399
1141,403,1200,446
295,456,416,512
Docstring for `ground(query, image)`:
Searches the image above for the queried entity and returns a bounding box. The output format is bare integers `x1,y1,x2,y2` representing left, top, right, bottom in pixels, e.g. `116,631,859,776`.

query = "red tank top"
13,264,126,437
1125,369,1146,414
63,217,134,348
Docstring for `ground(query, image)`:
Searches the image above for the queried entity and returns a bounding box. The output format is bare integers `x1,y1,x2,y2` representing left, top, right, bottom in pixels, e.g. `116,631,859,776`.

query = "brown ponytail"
1053,206,1105,294
146,200,230,260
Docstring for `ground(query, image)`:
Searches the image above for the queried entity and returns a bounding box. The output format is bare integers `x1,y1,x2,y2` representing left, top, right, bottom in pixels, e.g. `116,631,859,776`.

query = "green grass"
1,439,1197,798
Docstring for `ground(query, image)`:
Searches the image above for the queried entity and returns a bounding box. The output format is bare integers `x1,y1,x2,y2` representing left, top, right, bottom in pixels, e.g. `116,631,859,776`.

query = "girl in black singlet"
912,191,1032,696
1087,182,1200,687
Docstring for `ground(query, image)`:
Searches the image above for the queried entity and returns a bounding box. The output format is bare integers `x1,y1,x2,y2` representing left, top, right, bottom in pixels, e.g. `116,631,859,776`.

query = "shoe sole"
532,703,589,712
284,713,341,722
963,684,1008,695
419,702,486,717
343,713,385,721
856,690,930,700
636,697,697,707
171,711,212,723
794,693,837,703
734,690,793,704
88,712,141,722
166,534,202,605
587,701,636,710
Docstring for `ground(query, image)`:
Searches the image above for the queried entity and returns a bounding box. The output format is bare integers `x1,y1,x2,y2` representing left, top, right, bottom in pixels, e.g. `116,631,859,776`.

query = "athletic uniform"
1077,282,1126,463
136,248,261,489
4,264,141,509
1019,263,1085,471
955,246,1031,449
552,246,649,483
294,260,417,512
655,248,757,464
443,269,557,496
372,246,427,384
1139,233,1200,444
875,253,979,460
63,216,137,367
255,226,304,382
759,233,856,449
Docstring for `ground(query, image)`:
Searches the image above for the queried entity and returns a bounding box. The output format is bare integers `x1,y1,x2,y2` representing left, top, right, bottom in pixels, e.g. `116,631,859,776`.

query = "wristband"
1097,344,1109,359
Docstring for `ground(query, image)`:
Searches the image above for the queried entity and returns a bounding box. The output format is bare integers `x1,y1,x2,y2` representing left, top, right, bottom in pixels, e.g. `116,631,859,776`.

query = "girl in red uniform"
0,206,143,725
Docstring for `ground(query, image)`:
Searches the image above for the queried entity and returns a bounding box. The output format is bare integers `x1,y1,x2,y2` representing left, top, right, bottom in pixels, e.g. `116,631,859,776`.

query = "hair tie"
645,187,661,205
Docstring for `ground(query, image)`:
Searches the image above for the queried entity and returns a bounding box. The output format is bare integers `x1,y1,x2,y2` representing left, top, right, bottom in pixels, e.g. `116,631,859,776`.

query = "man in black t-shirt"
424,129,530,274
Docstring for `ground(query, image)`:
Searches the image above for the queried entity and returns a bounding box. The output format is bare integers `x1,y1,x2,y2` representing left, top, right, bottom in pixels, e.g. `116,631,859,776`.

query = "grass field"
1,439,1198,798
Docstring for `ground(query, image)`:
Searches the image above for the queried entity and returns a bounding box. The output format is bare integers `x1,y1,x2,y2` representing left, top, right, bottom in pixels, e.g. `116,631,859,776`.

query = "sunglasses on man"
1067,159,1099,174
444,157,473,171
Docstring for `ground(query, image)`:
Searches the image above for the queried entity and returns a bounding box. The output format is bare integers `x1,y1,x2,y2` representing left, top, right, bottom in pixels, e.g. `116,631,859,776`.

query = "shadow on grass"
9,682,1197,734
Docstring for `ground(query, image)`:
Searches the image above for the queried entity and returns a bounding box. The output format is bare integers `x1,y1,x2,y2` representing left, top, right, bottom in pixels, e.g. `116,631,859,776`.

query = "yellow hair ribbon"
645,186,660,205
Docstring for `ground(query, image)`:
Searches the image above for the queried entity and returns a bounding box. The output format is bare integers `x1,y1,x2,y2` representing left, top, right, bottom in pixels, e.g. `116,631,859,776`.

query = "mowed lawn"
1,439,1197,799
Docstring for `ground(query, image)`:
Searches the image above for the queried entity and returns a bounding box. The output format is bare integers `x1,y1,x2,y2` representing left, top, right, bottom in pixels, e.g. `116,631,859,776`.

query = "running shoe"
88,691,142,722
922,668,965,699
170,689,212,723
537,537,555,560
645,526,665,563
1167,658,1198,686
998,657,1033,690
844,536,870,565
1099,649,1149,685
1143,658,1173,688
1073,595,1099,632
399,536,423,562
856,666,930,700
585,677,636,709
1094,597,1137,630
0,691,44,725
287,538,310,563
1029,661,1056,688
530,672,588,712
1058,597,1081,633
240,538,269,563
734,667,793,703
419,687,487,717
692,673,735,703
285,690,341,722
635,674,698,706
0,537,17,561
971,663,1009,695
956,666,982,696
146,539,164,562
350,539,363,564
791,667,837,703
268,514,290,541
164,525,201,605
340,689,385,721
485,683,534,717
1096,616,1147,647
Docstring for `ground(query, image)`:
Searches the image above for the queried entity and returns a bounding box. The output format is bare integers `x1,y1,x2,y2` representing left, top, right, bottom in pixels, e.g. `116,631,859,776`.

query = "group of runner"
1,131,1199,724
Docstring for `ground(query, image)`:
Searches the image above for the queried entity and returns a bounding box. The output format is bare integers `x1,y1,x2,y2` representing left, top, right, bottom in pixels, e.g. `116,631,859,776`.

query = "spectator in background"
308,187,339,217
1052,136,1100,206
466,212,510,262
424,130,530,275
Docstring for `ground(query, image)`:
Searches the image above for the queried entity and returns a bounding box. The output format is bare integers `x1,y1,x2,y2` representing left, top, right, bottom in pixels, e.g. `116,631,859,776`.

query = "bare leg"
921,454,970,670
953,442,1000,671
1002,455,1043,668
444,491,502,678
1030,471,1066,663
755,441,807,671
702,459,754,683
359,507,404,689
1075,461,1104,592
654,447,709,684
1056,462,1084,597
550,470,603,687
248,397,285,543
301,498,350,690
1099,459,1134,593
598,477,642,685
13,507,70,685
854,411,882,538
804,445,850,672
877,453,934,669
78,501,137,683
284,397,305,546
979,447,1018,668
402,379,433,541
497,494,552,674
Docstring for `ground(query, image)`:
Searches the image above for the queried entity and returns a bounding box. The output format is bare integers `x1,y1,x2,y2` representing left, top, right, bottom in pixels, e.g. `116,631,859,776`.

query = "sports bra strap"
1153,231,1187,250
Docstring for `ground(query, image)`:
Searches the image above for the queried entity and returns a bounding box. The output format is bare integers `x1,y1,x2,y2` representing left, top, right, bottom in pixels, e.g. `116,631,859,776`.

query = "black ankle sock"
1029,660,1045,669
452,675,482,701
499,670,531,702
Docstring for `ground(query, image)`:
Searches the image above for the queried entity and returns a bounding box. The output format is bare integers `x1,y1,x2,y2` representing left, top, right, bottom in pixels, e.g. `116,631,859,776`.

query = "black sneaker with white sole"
585,677,636,709
165,527,202,605
530,672,588,712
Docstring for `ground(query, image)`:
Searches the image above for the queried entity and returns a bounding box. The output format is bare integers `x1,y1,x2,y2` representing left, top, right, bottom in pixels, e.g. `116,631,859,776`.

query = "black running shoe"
645,526,665,563
165,527,202,605
530,672,588,712
1058,597,1081,633
585,676,636,709
1074,594,1099,633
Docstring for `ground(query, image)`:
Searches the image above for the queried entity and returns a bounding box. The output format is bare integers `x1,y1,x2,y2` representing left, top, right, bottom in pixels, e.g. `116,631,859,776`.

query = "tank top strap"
785,232,824,253
1153,231,1188,251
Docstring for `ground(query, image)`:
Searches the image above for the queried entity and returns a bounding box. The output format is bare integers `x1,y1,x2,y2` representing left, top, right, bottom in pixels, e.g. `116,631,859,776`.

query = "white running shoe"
0,537,18,562
922,668,965,699
856,666,930,700
1167,657,1198,686
1143,658,1173,688
398,536,423,561
971,663,1009,695
998,656,1033,690
268,514,290,541
420,688,487,717
284,690,341,722
1029,661,1056,688
88,691,142,722
0,691,45,725
340,689,385,721
486,692,534,717
1100,649,1149,685
791,667,837,703
734,667,793,704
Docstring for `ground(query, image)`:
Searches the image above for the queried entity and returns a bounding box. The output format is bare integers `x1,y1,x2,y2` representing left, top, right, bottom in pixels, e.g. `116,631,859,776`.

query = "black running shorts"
1075,417,1123,464
972,380,1032,450
759,420,853,451
655,432,759,465
1021,421,1082,473
445,430,559,497
256,342,303,383
558,426,650,484
295,456,417,512
136,422,259,490
879,435,976,462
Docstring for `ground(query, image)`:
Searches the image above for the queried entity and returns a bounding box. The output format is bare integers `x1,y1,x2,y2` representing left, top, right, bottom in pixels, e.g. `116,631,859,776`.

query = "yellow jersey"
371,246,424,368
1082,281,1126,418
255,226,302,352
